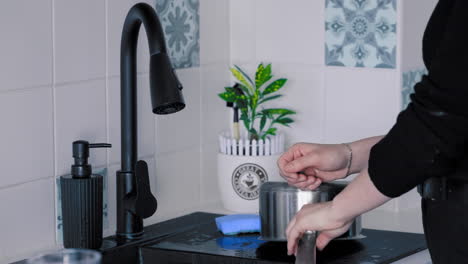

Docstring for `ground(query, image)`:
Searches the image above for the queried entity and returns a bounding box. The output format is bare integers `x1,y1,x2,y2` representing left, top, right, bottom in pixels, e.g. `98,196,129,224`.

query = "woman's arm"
286,168,391,254
368,0,468,198
347,136,384,174
278,136,384,190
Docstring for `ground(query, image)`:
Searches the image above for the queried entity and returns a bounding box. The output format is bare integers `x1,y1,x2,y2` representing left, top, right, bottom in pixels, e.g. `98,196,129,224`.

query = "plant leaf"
265,127,277,136
258,94,283,104
263,78,287,95
276,117,294,127
240,111,250,131
218,91,237,102
260,115,267,131
262,108,296,115
255,63,273,88
226,86,243,96
251,90,259,107
249,128,258,139
231,65,255,94
236,97,248,109
230,67,254,93
233,83,250,95
234,65,255,86
240,111,249,121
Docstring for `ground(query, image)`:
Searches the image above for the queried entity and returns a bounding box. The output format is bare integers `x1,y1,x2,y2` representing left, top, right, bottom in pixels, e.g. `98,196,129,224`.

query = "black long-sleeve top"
368,0,468,198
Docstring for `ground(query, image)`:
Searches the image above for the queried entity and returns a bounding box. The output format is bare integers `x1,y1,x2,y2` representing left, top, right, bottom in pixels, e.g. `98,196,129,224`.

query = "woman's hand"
285,201,353,255
277,143,350,190
285,169,393,255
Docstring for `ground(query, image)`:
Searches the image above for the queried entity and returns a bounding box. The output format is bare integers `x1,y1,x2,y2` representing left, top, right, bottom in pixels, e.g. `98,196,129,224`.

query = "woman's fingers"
307,178,322,190
285,214,296,237
295,176,317,189
284,154,319,174
286,222,302,255
278,149,299,180
316,233,333,251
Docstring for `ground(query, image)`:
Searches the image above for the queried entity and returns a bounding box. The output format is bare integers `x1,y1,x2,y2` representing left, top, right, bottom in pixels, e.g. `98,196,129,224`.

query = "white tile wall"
155,68,202,155
200,0,230,65
0,87,54,188
0,0,52,91
254,0,324,66
201,144,220,203
107,0,137,77
400,0,438,72
275,64,325,145
324,67,399,144
200,62,230,204
397,188,421,211
107,76,121,164
0,179,56,263
0,0,227,262
201,63,231,145
230,0,255,65
55,80,107,177
324,68,400,212
54,0,106,84
107,0,151,77
150,147,201,223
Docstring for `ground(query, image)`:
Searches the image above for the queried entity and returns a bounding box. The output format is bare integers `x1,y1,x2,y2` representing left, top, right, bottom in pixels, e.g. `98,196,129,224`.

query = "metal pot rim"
259,181,347,193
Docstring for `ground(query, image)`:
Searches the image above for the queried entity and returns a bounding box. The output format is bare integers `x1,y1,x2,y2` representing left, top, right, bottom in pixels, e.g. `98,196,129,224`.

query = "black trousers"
422,198,468,263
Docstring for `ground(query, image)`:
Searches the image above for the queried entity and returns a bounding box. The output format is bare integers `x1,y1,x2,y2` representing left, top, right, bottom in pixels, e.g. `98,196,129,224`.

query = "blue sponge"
215,214,261,235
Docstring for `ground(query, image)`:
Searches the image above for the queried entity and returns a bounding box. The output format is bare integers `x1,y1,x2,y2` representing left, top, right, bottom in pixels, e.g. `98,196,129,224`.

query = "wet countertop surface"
142,212,427,264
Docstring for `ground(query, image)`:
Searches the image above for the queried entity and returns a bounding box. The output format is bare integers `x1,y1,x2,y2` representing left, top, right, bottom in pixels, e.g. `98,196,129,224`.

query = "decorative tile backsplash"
325,0,397,68
155,0,200,69
55,168,108,244
402,68,427,110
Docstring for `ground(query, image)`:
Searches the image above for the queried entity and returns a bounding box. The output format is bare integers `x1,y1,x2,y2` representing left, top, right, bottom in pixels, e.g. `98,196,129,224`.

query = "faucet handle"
133,160,158,219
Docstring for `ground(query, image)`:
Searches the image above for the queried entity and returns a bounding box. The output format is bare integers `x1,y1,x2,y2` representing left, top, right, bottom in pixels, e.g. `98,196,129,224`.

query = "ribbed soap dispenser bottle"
60,140,111,249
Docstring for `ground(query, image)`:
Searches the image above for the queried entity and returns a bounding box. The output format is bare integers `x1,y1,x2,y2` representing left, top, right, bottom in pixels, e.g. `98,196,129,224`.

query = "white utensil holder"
217,132,286,213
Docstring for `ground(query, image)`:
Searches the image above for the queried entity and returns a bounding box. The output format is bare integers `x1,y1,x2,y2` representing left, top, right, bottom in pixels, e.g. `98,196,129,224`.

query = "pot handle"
295,230,317,264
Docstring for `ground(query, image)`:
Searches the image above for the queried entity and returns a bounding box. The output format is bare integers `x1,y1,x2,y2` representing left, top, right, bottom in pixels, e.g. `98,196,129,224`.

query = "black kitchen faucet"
117,2,185,240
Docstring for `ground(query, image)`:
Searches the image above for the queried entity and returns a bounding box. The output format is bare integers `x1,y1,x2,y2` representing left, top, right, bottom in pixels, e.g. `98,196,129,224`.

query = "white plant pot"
217,133,286,213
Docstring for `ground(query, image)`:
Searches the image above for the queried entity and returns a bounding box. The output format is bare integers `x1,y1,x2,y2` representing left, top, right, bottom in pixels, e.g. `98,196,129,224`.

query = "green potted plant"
218,63,296,141
217,63,296,212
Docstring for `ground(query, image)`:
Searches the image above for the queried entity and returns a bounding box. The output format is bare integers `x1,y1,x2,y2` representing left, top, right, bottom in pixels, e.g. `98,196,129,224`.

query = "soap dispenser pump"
60,140,111,249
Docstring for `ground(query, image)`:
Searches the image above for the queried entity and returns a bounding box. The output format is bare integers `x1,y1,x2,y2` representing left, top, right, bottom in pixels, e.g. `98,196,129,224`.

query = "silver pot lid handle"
295,230,317,264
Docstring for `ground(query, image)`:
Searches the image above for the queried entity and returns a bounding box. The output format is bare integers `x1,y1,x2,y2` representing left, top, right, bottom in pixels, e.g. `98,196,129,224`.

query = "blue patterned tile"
325,0,397,68
402,68,427,110
155,0,200,69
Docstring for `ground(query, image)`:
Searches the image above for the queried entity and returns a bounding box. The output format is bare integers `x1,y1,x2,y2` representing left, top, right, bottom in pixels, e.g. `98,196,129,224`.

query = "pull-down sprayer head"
149,52,185,114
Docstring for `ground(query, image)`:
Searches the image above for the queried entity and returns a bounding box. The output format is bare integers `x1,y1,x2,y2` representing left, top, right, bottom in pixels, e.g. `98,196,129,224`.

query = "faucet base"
116,230,144,241
116,170,144,236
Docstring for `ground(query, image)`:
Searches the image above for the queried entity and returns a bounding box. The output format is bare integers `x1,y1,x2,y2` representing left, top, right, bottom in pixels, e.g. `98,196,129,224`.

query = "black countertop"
141,212,427,264
11,212,427,264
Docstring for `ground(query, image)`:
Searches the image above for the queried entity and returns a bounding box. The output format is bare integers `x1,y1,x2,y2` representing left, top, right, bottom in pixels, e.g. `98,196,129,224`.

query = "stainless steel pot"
259,181,362,242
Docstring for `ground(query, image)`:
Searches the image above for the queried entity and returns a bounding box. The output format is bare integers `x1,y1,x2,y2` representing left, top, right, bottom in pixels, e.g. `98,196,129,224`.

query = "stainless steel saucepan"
259,181,363,264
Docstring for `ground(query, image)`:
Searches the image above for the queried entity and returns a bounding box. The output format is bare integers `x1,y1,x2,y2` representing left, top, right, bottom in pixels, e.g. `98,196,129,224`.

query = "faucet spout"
117,2,185,240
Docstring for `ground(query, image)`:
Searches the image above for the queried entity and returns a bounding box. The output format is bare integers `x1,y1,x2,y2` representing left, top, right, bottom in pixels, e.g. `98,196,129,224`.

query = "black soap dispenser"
60,140,111,249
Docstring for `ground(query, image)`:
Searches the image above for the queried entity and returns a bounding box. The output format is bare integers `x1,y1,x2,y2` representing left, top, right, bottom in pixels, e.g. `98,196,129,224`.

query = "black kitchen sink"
140,212,427,264
11,212,427,264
